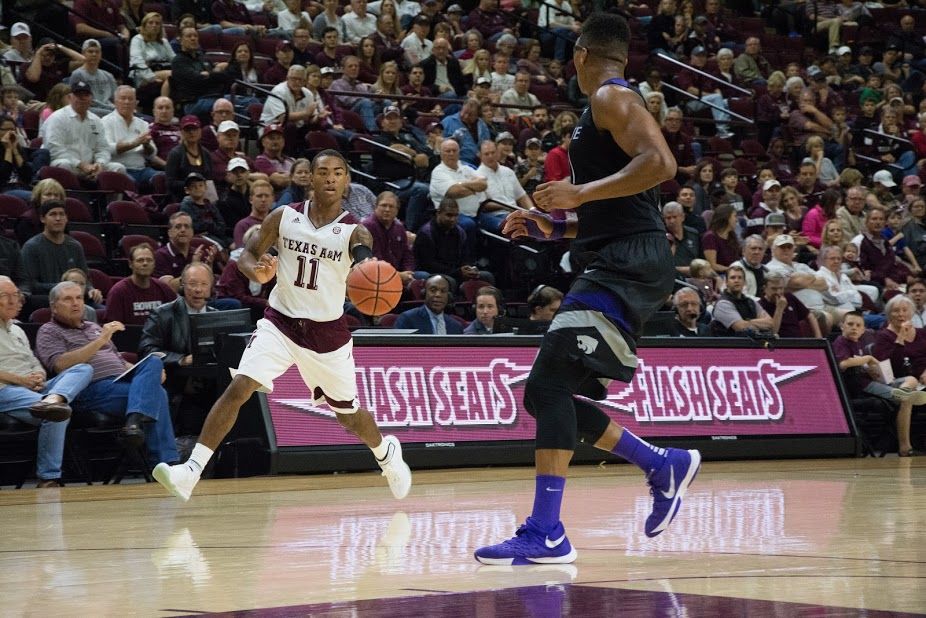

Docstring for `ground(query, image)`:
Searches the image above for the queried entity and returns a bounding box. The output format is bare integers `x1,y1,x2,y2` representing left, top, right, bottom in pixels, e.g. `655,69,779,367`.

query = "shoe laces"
499,520,545,550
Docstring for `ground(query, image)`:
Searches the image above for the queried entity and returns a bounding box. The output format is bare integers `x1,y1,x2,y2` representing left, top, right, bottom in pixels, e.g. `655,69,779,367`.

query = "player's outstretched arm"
502,209,578,241
239,207,283,284
533,87,677,211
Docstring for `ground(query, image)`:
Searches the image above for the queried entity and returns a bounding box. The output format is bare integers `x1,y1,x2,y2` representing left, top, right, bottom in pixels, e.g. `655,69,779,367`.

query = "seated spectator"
780,185,808,236
859,206,911,294
442,99,491,167
155,212,218,293
661,107,697,182
817,244,873,314
884,208,921,275
710,264,774,336
413,197,494,290
758,272,821,338
420,37,466,99
362,191,425,286
687,259,721,306
500,71,541,120
61,269,100,322
313,3,342,43
746,179,782,236
515,137,545,195
35,281,179,466
463,286,504,334
527,284,563,322
106,243,178,325
330,56,378,133
21,201,101,307
0,113,33,199
668,287,709,337
489,52,515,99
342,182,377,221
217,158,254,230
402,65,440,117
544,125,572,182
275,158,311,209
402,16,433,68
429,139,486,241
805,135,838,187
200,99,234,152
254,124,295,191
836,310,925,457
677,46,734,139
129,12,174,95
211,0,266,36
871,296,926,456
729,234,766,297
790,89,843,173
702,203,740,274
43,80,126,179
734,37,772,86
870,169,903,211
372,105,435,232
342,0,377,44
165,115,214,202
802,188,840,250
663,201,701,276
4,22,35,63
170,26,232,117
314,27,344,69
475,139,532,234
394,274,464,334
677,184,706,235
0,227,29,296
22,39,85,103
766,233,834,330
70,40,117,117
102,86,160,190
217,225,275,309
180,172,229,247
260,64,317,154
821,218,846,251
838,185,867,240
0,276,94,488
149,96,180,169
233,180,274,248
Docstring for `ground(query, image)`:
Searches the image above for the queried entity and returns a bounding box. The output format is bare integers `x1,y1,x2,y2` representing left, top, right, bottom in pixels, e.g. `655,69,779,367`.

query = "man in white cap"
835,46,865,89
69,39,118,116
210,120,257,190
43,79,126,179
102,85,159,188
372,105,434,232
871,169,901,211
766,233,834,331
218,157,254,228
3,23,34,63
746,178,782,236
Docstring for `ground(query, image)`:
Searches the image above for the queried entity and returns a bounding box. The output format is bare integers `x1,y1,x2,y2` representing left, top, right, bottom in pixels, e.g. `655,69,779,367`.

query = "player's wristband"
523,213,566,241
351,243,374,264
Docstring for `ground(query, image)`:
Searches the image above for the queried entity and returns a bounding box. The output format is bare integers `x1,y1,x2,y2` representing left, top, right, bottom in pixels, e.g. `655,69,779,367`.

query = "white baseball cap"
773,233,795,247
217,120,240,133
762,179,781,191
10,23,31,38
227,157,249,171
873,170,897,187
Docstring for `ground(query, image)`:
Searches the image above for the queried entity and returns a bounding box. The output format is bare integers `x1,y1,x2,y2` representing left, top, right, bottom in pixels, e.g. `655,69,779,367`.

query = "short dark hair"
128,242,155,260
311,149,349,171
438,196,458,212
322,26,338,36
844,310,865,321
577,13,630,59
40,199,66,217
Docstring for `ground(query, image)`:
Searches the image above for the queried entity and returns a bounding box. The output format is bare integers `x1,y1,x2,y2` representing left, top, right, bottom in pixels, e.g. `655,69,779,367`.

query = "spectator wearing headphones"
464,286,504,334
528,284,563,322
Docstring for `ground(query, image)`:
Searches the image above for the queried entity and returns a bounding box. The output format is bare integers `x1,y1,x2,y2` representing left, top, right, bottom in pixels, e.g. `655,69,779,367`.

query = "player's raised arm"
239,207,283,284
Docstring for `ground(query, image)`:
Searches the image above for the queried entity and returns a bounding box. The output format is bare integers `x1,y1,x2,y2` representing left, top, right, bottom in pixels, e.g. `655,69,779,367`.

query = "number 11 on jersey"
294,255,320,290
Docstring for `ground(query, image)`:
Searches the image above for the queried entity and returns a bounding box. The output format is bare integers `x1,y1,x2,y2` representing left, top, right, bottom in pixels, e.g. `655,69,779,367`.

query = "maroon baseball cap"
180,114,201,129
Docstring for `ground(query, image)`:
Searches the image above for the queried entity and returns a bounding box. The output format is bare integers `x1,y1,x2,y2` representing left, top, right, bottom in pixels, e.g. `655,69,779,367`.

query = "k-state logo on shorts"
576,335,598,355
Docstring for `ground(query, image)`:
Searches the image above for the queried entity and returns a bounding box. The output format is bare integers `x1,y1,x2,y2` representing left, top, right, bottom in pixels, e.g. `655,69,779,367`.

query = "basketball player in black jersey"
475,13,702,565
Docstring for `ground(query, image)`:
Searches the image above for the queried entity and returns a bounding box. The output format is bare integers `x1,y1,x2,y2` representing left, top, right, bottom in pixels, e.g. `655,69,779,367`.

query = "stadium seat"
64,197,94,222
460,279,493,303
119,234,160,258
96,171,137,200
29,307,52,323
108,201,151,225
88,268,114,299
70,230,108,263
39,166,81,190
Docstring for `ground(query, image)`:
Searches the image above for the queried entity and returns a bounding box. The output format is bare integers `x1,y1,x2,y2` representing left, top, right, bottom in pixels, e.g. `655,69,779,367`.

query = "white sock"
187,443,214,474
371,438,390,462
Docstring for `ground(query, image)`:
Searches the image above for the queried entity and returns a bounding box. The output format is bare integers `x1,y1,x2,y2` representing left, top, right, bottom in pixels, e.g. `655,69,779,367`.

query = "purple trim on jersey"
264,306,351,354
601,77,631,88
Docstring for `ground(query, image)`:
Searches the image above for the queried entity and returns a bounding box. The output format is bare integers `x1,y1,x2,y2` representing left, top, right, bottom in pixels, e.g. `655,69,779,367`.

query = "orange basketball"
346,260,403,316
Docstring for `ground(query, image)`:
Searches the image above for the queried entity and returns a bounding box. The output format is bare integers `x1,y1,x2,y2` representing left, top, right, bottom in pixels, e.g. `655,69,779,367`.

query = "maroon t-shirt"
701,231,740,268
154,242,191,278
104,277,177,325
150,122,181,161
758,293,810,338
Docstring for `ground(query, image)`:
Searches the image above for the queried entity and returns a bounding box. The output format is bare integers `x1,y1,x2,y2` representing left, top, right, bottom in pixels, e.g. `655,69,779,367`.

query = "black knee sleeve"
525,374,578,450
574,397,612,445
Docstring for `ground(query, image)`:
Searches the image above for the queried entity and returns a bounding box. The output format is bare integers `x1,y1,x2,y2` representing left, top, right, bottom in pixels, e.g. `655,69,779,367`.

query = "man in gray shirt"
68,39,117,116
0,276,94,487
20,201,101,306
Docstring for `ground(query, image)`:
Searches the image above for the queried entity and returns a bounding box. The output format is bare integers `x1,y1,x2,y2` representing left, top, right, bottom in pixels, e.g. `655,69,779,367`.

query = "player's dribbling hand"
253,253,278,283
533,178,581,211
502,209,553,239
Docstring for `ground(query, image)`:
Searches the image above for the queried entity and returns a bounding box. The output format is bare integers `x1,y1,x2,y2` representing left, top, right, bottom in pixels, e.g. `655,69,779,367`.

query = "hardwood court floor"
0,458,924,617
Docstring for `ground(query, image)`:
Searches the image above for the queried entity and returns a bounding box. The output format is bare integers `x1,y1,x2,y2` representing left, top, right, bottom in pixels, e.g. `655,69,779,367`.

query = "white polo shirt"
429,162,485,217
476,162,525,208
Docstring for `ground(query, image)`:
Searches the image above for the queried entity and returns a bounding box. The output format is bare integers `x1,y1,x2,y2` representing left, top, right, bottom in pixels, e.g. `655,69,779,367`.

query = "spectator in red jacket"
543,125,571,182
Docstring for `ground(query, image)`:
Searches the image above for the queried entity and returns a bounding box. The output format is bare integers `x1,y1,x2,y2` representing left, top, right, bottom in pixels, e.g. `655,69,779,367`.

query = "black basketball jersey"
568,78,665,254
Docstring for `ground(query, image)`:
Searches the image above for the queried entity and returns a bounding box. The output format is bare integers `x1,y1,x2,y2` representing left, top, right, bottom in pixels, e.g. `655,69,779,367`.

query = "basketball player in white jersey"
153,150,412,501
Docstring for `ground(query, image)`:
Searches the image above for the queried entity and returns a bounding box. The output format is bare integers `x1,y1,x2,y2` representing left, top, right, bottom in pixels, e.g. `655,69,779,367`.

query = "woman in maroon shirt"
701,203,741,274
872,294,926,456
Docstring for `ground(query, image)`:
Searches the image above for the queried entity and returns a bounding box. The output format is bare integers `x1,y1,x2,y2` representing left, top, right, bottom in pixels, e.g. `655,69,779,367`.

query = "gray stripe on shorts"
549,309,638,370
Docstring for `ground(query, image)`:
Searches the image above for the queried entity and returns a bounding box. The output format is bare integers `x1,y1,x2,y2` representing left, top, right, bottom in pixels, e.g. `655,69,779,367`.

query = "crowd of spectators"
4,0,926,479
